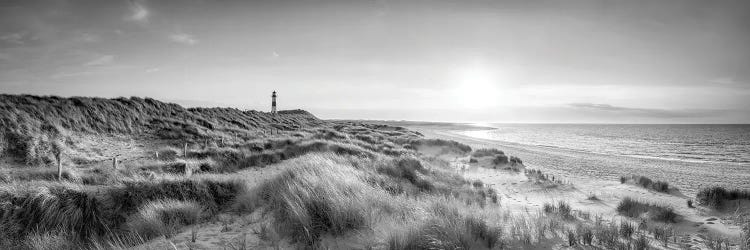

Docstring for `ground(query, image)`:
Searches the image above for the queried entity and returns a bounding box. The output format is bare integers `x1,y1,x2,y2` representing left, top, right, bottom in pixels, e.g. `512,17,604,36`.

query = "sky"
1,0,749,123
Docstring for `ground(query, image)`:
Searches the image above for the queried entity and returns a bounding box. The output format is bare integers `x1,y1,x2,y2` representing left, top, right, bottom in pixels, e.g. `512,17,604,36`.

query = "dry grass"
125,199,204,239
0,176,245,248
620,175,672,193
616,197,678,223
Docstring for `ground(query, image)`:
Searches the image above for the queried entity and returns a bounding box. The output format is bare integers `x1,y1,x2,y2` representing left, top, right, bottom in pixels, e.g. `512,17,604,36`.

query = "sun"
452,65,500,109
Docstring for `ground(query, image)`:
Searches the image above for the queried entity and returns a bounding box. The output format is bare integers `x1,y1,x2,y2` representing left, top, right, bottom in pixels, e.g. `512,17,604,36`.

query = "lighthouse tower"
271,91,277,114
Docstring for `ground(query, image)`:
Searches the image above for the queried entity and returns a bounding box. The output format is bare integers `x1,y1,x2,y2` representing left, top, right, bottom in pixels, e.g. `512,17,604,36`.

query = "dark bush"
471,148,504,158
652,181,669,192
492,155,509,165
616,197,677,223
620,222,634,238
620,175,672,193
472,180,484,188
696,186,750,209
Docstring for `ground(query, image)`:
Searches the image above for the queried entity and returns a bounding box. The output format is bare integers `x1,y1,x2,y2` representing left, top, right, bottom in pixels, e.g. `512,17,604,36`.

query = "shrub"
541,201,573,220
617,197,678,223
251,155,376,245
472,180,484,188
557,201,572,219
509,156,522,165
652,181,669,193
620,222,634,238
594,223,619,247
687,199,694,208
471,148,504,158
125,199,204,239
0,185,109,241
633,234,649,250
620,175,671,193
577,225,593,245
106,178,245,225
492,155,509,165
696,186,750,209
543,203,555,214
567,230,577,246
389,213,503,250
409,139,472,156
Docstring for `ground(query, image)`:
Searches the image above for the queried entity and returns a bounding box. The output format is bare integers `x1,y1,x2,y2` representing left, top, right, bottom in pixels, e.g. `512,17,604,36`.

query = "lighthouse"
271,91,277,114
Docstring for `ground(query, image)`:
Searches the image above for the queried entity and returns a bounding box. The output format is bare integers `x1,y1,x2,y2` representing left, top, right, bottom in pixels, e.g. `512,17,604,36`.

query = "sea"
458,124,750,166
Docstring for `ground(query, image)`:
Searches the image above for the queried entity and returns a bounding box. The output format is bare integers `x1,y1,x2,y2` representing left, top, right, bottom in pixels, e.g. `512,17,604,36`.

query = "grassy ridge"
0,94,322,165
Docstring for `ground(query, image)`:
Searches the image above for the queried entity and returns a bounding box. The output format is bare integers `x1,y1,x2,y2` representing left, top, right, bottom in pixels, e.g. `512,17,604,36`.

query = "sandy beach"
394,122,750,197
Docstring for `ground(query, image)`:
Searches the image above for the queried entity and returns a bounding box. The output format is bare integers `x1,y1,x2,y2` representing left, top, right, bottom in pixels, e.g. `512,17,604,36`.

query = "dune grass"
409,138,472,156
542,201,574,220
469,148,523,171
1,94,725,249
471,148,505,158
125,199,204,239
616,197,678,223
240,153,504,247
620,175,671,193
0,176,246,248
0,94,322,166
696,186,750,209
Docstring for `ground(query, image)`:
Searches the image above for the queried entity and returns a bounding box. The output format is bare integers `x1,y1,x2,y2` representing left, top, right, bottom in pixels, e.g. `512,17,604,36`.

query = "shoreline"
395,123,750,197
454,128,749,166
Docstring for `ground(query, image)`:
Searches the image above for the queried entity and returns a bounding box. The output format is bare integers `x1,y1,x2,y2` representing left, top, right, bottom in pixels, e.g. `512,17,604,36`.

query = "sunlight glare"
452,64,501,109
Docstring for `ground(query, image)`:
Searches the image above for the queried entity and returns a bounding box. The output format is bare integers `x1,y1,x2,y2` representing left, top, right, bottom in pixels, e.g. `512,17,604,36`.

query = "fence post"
155,151,159,160
57,152,63,181
184,143,188,157
112,156,118,169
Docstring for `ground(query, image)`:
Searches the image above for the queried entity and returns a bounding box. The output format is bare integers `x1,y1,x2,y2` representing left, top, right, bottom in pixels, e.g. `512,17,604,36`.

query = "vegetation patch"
696,186,750,209
616,197,678,223
469,148,523,171
620,175,672,193
125,199,204,239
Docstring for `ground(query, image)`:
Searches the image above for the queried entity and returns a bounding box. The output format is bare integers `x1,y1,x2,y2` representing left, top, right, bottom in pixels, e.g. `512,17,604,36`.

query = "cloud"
50,71,95,79
76,32,100,43
84,55,115,66
568,103,719,118
127,0,149,22
169,33,197,45
710,77,739,85
0,32,26,45
0,52,11,61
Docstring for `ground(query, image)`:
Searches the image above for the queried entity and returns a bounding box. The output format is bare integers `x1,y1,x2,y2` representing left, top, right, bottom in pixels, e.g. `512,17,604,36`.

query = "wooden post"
220,137,224,146
112,156,118,169
183,143,188,157
155,151,159,160
57,152,63,181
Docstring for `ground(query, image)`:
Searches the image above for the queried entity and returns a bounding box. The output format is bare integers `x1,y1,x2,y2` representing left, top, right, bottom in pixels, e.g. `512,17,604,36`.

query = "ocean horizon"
458,123,750,165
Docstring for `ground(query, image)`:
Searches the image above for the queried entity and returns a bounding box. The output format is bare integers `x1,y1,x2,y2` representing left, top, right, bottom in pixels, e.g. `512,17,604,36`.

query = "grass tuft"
696,186,750,209
616,197,678,223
